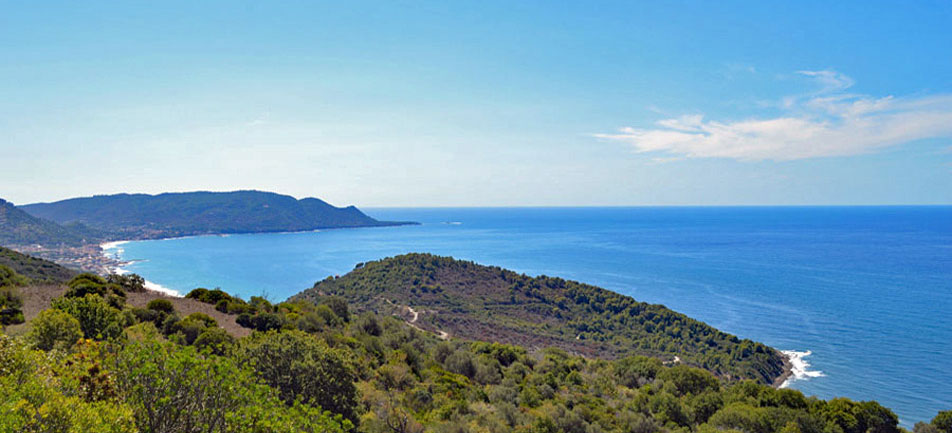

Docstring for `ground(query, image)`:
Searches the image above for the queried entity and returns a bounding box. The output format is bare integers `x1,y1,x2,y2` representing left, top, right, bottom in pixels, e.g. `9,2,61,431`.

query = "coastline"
773,350,795,388
99,240,181,297
777,349,825,389
92,223,423,295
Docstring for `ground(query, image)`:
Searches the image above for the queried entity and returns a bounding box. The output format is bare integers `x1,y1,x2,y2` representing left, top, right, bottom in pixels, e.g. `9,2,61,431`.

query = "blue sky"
2,1,951,206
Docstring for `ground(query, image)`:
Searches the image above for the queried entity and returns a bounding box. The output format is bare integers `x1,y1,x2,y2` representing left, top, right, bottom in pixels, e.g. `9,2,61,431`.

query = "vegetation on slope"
0,265,28,326
20,190,414,239
0,245,77,284
0,198,100,247
293,253,787,384
3,270,950,433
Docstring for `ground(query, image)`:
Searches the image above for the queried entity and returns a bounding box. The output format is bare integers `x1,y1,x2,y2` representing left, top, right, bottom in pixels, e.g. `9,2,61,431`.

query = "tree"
658,365,720,396
0,335,136,432
108,273,146,292
0,286,24,326
194,327,235,355
28,309,83,351
0,264,29,288
933,411,952,433
146,298,174,314
115,340,256,433
52,294,124,340
239,330,359,423
320,296,350,322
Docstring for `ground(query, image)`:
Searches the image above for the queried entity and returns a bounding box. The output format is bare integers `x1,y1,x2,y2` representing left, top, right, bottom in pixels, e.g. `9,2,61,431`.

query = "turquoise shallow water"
106,207,952,426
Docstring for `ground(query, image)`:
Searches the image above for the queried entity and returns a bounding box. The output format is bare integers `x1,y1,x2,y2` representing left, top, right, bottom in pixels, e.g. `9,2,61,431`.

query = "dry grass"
125,291,251,338
5,284,251,339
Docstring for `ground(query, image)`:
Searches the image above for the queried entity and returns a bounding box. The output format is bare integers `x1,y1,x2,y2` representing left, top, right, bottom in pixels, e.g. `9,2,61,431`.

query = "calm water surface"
107,207,952,425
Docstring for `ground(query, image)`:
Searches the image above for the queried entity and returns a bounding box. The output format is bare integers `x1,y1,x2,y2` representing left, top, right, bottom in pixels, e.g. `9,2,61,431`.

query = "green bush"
194,327,235,355
107,273,146,292
52,294,124,340
0,286,25,326
239,330,359,423
28,309,83,351
0,335,137,432
114,339,350,433
0,264,29,288
146,298,175,314
934,411,952,433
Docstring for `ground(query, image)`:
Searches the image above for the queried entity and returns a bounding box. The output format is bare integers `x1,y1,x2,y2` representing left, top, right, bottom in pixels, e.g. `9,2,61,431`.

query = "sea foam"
101,240,181,297
780,350,825,388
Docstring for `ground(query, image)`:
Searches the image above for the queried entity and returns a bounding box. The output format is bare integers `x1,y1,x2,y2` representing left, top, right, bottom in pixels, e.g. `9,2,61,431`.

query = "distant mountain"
0,198,101,247
21,190,415,240
293,253,788,384
0,246,77,284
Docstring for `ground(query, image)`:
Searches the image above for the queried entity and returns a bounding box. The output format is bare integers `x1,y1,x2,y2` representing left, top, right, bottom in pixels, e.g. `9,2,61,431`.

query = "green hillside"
293,253,787,384
20,190,415,240
0,246,77,284
0,198,100,248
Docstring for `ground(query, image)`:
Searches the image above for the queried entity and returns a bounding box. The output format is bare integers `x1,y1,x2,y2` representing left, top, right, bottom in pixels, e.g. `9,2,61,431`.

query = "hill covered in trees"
20,190,414,240
0,198,101,248
0,246,77,284
293,253,788,385
2,261,950,432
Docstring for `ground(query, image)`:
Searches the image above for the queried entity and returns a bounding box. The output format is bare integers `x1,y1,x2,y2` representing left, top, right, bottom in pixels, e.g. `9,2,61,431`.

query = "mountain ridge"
20,190,415,240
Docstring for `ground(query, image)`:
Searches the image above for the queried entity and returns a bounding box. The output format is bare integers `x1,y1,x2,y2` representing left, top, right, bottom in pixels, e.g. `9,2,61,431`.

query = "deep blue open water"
106,207,952,425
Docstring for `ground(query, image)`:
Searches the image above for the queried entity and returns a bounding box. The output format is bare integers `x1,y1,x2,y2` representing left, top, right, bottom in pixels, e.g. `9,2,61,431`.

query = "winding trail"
406,305,449,340
383,298,449,340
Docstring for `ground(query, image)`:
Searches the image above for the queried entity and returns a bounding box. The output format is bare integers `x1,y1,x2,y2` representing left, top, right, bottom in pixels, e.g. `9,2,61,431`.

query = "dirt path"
404,305,448,340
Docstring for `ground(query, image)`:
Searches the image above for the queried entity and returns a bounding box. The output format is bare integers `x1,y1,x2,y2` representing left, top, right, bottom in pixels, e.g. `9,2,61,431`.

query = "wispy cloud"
596,70,952,161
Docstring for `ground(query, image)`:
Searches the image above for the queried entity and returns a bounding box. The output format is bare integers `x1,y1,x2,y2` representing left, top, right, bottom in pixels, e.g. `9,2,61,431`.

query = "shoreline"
100,240,182,297
773,350,795,388
93,223,423,295
776,349,825,389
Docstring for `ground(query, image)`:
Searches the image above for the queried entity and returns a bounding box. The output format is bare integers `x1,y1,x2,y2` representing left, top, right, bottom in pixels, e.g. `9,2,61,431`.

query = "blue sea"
105,207,952,426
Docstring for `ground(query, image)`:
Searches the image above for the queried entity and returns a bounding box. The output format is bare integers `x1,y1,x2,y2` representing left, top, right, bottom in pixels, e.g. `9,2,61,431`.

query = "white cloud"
796,70,855,92
597,71,952,161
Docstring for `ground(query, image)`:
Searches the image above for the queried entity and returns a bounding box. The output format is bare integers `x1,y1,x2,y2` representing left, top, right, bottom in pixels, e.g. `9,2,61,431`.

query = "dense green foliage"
294,253,786,384
28,308,83,351
0,198,101,247
0,265,27,326
20,190,413,240
0,245,77,283
1,272,948,432
240,330,360,423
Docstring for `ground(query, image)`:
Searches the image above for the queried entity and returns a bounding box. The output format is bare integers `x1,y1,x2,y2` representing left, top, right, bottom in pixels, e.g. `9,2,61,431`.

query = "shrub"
445,350,476,379
194,327,235,355
184,312,217,328
186,287,233,305
934,411,952,433
320,296,350,322
28,309,83,351
0,335,137,431
614,355,663,388
107,273,146,292
0,286,25,326
170,315,213,345
51,294,124,341
239,330,359,423
237,312,287,332
0,265,29,288
114,340,347,433
130,307,160,324
146,298,175,314
236,312,254,328
658,365,719,396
